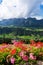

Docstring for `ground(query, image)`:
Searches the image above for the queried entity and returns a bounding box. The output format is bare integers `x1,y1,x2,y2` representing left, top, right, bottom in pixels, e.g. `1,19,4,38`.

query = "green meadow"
0,26,43,43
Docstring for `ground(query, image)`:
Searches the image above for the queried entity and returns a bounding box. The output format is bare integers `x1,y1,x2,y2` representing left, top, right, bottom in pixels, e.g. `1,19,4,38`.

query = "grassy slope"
0,27,43,41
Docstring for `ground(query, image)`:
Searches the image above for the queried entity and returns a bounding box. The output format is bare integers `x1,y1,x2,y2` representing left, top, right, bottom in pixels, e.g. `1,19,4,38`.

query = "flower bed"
0,40,43,65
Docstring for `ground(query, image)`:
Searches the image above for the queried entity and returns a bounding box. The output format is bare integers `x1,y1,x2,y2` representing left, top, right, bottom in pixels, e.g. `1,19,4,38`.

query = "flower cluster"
0,40,43,65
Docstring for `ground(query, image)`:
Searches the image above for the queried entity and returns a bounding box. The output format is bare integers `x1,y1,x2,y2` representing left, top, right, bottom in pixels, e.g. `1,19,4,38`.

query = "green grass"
21,27,43,32
0,27,43,41
17,35,43,40
0,34,43,41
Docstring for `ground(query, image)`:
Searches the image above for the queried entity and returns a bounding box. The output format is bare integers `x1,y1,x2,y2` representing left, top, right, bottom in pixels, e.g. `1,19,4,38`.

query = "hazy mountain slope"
0,18,43,28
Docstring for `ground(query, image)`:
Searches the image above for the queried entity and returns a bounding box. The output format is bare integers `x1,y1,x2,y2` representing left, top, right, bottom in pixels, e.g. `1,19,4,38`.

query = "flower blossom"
29,53,36,60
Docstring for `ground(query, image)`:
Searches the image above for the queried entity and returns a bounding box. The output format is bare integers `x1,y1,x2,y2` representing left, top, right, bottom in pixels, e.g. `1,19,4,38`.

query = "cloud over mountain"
0,0,43,20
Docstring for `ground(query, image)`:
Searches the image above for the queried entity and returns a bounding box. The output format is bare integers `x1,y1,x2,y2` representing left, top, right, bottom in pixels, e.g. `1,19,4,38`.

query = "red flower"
11,49,16,55
21,46,27,51
22,55,28,61
35,42,43,48
30,40,35,44
30,40,43,48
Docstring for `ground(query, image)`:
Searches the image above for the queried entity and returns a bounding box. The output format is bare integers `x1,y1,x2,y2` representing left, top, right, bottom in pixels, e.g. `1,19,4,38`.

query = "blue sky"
30,1,43,20
0,0,43,20
0,0,2,4
40,3,43,15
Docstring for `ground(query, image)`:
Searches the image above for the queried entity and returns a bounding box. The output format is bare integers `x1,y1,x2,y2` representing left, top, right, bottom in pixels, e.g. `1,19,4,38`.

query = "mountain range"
0,18,43,28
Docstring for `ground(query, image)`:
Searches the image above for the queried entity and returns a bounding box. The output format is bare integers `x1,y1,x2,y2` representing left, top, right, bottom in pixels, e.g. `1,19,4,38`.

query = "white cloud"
0,0,43,20
41,1,43,5
31,16,43,20
30,0,43,19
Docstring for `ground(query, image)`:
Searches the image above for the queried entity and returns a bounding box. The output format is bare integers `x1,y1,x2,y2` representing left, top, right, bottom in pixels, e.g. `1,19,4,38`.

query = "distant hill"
0,18,43,28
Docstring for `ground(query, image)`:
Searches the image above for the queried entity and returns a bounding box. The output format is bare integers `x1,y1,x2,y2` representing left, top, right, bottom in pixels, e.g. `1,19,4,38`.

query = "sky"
0,0,43,20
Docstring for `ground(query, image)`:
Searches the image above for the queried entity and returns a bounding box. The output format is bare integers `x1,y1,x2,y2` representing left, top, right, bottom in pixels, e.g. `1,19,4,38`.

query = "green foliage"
0,26,43,43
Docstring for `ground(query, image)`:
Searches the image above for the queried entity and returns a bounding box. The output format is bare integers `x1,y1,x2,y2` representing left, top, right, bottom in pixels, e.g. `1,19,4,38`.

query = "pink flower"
22,55,28,61
12,40,18,45
19,51,25,57
10,57,15,64
19,51,28,61
36,45,41,48
29,53,36,60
